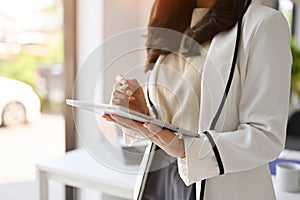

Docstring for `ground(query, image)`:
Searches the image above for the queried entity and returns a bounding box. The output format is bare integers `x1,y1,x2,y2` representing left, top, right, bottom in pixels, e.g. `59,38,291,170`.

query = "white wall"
101,0,153,103
75,0,153,199
76,1,104,198
75,0,106,167
77,0,103,70
75,0,153,148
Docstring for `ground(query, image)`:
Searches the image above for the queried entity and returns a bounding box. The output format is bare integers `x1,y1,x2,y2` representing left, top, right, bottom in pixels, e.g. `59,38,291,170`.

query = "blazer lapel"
198,24,238,132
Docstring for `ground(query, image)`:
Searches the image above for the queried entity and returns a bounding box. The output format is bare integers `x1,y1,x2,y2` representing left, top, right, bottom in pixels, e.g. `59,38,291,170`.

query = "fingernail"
126,90,133,96
143,121,151,128
129,96,136,102
116,75,126,84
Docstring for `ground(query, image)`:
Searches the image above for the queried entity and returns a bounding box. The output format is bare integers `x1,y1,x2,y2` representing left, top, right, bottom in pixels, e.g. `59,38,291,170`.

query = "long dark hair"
145,0,247,71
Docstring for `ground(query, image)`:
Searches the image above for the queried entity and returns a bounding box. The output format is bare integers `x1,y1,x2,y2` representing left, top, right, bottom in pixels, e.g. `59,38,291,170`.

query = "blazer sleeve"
177,10,292,185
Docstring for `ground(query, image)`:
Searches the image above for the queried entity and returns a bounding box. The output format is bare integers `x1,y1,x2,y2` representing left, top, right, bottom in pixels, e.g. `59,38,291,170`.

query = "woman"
104,0,292,199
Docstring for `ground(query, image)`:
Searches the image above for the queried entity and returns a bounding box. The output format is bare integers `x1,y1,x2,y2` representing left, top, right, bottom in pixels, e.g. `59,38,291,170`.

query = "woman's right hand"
102,75,149,122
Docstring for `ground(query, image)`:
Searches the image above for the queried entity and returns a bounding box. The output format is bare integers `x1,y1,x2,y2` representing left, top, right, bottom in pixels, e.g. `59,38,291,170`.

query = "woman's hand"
111,114,185,158
112,75,149,115
102,75,149,122
113,75,149,115
102,75,185,158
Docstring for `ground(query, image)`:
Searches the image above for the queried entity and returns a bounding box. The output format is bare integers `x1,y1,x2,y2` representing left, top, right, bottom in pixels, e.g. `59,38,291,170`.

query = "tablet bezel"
66,99,198,137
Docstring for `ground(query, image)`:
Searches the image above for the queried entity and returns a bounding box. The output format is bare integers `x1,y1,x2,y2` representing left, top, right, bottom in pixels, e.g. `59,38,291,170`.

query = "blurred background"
0,0,299,200
0,0,65,197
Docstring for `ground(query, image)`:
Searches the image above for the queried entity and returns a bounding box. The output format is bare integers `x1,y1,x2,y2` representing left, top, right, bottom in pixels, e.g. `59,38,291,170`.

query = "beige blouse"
152,8,210,133
123,8,210,145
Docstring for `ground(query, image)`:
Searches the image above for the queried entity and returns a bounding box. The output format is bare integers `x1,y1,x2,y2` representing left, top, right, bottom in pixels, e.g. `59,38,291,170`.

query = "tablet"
66,99,198,137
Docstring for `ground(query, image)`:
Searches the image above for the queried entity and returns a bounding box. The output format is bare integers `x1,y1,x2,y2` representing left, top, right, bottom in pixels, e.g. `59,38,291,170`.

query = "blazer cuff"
177,133,220,185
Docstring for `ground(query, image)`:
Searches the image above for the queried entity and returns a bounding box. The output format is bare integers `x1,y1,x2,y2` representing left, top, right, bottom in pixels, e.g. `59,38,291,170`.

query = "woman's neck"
196,0,216,8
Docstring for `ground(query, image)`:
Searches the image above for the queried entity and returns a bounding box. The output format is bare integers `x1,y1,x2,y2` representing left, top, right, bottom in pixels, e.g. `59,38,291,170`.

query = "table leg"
36,170,48,200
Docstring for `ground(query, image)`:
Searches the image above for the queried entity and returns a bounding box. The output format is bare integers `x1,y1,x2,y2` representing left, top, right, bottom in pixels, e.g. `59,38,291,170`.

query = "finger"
126,79,141,94
113,90,135,102
103,114,135,131
131,122,157,141
143,122,179,146
115,76,141,97
119,84,129,92
113,117,137,130
115,75,126,85
113,83,126,93
114,82,134,97
143,122,163,141
112,98,128,106
110,115,159,142
102,114,115,122
111,115,156,139
111,114,143,131
143,122,163,135
115,75,133,96
113,89,126,98
112,89,133,105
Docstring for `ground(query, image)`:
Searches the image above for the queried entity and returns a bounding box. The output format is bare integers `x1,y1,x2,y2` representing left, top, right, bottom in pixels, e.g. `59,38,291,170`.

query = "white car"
0,76,41,127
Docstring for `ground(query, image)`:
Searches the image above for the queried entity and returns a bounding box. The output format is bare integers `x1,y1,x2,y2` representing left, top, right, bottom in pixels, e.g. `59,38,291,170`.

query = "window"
0,1,65,198
278,0,294,32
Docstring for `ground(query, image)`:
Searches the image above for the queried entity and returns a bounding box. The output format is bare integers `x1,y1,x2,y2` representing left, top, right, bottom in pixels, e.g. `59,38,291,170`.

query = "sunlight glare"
0,0,53,17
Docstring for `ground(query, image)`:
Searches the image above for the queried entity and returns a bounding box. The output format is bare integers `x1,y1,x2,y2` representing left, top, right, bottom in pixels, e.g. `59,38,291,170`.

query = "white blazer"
134,2,292,200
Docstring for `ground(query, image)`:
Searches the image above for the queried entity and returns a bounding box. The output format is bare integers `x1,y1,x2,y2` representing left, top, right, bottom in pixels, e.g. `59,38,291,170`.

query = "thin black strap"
146,77,159,119
200,1,252,199
204,131,225,175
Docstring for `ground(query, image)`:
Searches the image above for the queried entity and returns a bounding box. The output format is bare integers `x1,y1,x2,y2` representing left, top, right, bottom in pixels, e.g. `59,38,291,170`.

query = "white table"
36,145,139,200
37,147,300,200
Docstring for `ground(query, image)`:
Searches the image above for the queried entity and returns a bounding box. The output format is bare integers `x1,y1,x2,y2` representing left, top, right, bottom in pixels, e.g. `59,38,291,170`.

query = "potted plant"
291,39,300,96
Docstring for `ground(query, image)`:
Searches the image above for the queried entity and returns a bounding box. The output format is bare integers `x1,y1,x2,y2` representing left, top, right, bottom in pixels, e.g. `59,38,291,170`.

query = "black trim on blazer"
199,0,252,199
204,131,225,175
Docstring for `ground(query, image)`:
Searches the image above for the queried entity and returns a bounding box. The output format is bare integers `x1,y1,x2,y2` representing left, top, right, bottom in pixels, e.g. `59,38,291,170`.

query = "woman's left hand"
111,114,185,158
